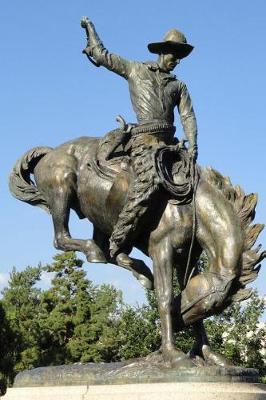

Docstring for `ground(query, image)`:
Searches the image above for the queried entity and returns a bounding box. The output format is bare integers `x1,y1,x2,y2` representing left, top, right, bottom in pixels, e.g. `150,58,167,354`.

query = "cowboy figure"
81,17,198,268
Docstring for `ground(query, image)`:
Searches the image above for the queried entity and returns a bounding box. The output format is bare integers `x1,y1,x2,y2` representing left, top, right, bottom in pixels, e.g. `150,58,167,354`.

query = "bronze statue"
9,17,265,368
81,17,197,269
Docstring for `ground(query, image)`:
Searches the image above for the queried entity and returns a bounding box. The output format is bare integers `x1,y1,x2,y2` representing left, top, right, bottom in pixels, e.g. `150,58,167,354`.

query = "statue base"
10,359,261,386
3,382,266,400
3,360,266,399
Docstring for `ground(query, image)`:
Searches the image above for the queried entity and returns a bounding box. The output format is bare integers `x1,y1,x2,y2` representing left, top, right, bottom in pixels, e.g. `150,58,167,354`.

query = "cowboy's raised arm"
177,81,198,160
81,17,131,79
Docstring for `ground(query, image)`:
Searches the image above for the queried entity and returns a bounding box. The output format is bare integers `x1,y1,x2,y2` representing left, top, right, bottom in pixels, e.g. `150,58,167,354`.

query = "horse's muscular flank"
9,137,265,367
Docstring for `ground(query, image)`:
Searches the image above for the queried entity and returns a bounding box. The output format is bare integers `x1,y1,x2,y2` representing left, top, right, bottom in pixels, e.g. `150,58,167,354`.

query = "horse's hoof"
87,254,107,263
163,348,195,368
188,351,206,367
202,345,234,367
116,253,154,289
85,240,107,264
134,273,154,290
145,349,163,362
86,249,107,264
116,252,134,267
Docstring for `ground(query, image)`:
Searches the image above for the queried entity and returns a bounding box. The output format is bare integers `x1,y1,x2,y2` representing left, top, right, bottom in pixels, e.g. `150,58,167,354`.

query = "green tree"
119,264,265,374
39,252,94,364
80,284,123,362
0,301,15,395
1,251,264,385
39,252,123,364
118,288,193,360
1,266,42,374
196,253,266,374
118,294,161,359
205,290,266,375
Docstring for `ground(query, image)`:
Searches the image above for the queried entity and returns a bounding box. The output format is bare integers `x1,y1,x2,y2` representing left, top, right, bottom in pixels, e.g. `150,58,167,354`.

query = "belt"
131,122,176,136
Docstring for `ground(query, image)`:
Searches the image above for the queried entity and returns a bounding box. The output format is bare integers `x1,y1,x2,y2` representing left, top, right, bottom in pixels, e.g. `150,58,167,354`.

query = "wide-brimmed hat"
148,29,194,59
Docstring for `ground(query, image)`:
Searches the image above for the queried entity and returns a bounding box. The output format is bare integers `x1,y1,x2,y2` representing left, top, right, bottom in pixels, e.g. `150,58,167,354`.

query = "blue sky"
0,1,265,309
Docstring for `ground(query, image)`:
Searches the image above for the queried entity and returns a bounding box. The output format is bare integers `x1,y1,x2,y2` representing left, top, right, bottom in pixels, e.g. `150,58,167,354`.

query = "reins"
183,157,198,287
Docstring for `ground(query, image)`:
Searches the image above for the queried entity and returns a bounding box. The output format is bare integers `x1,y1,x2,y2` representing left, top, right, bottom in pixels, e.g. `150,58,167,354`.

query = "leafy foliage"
0,252,123,390
119,292,161,359
0,302,14,395
39,252,122,364
205,291,266,375
1,266,42,374
0,251,265,394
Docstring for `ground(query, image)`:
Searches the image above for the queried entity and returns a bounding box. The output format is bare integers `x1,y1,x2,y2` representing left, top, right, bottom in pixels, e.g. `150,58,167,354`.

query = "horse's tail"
9,146,53,213
206,168,266,304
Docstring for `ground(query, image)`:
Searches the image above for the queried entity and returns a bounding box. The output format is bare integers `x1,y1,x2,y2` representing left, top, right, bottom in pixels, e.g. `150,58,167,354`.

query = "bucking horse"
9,132,266,367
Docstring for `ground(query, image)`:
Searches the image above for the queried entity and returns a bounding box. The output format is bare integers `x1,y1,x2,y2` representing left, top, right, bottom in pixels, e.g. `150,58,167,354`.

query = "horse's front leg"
93,227,154,289
151,239,193,367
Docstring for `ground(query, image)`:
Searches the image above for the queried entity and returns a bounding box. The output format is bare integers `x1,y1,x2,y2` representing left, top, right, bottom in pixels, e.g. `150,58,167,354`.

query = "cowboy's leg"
109,185,149,256
109,136,158,257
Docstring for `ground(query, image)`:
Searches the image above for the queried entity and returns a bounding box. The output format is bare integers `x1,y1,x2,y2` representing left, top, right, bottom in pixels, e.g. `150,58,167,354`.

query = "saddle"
92,128,131,181
92,126,195,205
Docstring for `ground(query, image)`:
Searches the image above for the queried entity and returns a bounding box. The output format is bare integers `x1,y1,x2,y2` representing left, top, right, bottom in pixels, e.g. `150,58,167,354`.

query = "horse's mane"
204,167,266,304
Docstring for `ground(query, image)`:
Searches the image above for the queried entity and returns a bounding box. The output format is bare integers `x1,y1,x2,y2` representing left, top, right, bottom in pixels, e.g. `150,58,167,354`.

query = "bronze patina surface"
14,361,259,387
9,17,265,372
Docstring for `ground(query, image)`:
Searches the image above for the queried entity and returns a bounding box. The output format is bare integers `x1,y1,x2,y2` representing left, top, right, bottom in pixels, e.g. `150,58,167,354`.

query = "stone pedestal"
2,360,266,399
3,382,266,400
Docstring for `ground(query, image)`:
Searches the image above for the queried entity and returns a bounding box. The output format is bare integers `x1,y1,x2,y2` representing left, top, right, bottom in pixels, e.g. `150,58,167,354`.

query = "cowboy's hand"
82,46,93,57
188,145,198,161
80,16,90,28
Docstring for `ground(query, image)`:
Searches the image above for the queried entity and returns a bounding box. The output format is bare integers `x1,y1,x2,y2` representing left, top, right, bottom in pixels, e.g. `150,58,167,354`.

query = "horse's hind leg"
52,192,107,263
36,154,106,263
